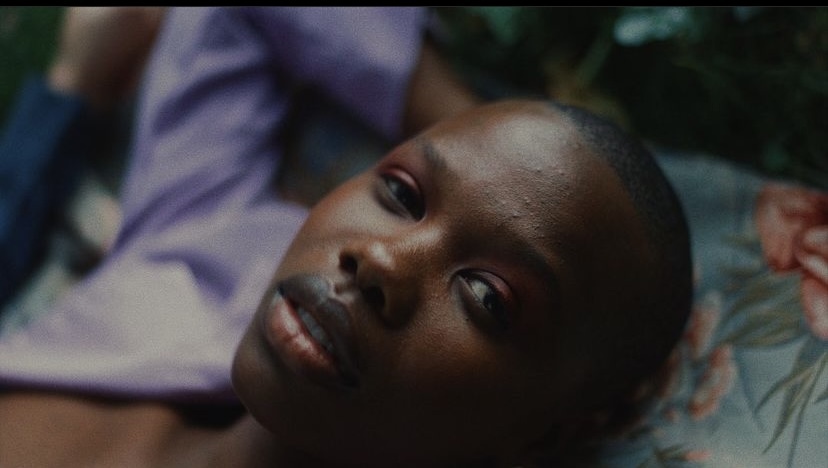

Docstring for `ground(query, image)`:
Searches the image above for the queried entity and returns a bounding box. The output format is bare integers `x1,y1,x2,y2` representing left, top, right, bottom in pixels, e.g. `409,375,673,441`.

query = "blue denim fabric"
0,75,90,306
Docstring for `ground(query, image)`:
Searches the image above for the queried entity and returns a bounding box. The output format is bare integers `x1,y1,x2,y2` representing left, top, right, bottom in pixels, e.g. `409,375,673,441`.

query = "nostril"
339,248,390,316
339,254,358,274
363,286,385,311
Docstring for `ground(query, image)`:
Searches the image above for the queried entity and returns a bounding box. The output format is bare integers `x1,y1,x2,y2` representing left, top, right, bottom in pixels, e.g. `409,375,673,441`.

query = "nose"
338,230,438,327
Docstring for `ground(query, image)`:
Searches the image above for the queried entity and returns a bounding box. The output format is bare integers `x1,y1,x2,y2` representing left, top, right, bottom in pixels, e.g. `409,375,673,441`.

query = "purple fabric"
0,7,426,402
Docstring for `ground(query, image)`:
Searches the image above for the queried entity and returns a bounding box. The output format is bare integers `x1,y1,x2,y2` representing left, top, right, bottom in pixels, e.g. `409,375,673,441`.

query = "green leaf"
816,383,828,403
613,7,695,47
636,458,656,468
641,444,695,467
720,264,766,283
763,140,792,173
762,369,811,453
785,355,826,466
658,444,686,459
722,232,761,250
0,7,64,127
761,342,828,455
757,364,813,413
757,339,828,411
724,271,800,322
467,7,524,46
723,306,804,348
792,337,828,369
737,326,803,348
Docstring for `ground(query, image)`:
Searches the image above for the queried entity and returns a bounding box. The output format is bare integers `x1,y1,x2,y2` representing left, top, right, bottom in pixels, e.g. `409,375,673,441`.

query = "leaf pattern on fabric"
592,175,827,468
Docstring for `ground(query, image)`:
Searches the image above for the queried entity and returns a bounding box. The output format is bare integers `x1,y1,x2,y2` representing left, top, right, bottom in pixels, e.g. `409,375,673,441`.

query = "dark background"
2,7,826,189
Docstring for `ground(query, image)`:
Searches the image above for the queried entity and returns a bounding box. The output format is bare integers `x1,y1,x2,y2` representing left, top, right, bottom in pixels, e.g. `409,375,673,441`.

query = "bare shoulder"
0,390,184,467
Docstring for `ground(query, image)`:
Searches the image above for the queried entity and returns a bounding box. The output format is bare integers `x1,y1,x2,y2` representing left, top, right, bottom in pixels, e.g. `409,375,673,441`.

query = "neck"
0,390,332,468
206,414,331,468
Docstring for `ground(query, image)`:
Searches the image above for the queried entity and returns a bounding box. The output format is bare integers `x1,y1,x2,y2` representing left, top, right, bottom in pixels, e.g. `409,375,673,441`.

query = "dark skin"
232,100,657,467
0,101,654,467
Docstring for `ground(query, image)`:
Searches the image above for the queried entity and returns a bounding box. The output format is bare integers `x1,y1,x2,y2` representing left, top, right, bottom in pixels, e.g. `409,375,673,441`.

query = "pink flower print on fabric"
755,183,828,340
683,449,712,463
796,227,828,339
688,345,736,420
684,291,723,360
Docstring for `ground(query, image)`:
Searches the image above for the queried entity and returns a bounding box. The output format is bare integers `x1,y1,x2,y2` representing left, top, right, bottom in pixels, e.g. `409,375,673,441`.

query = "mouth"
260,274,360,390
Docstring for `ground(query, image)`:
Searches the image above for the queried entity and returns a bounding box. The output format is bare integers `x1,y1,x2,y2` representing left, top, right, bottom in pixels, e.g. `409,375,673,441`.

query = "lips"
261,273,360,389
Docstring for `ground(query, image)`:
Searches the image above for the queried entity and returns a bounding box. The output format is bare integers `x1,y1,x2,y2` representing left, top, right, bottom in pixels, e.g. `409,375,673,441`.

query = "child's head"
232,99,692,467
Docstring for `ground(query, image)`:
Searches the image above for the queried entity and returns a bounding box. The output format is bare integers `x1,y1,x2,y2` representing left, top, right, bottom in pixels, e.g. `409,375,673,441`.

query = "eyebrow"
416,137,449,175
415,137,561,305
503,235,561,304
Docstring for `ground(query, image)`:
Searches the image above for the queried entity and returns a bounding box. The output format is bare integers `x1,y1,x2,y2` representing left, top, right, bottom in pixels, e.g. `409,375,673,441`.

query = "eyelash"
461,274,510,331
380,171,424,220
378,169,512,332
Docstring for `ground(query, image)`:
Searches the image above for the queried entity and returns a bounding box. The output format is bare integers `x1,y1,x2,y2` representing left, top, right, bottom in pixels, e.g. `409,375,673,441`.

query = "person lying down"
0,99,692,467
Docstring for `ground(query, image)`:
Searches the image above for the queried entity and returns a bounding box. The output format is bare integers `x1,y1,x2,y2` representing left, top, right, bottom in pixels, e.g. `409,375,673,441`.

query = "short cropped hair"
553,102,693,425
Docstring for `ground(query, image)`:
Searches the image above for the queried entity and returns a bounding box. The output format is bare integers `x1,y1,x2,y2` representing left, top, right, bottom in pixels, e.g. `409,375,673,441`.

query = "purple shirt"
0,7,426,402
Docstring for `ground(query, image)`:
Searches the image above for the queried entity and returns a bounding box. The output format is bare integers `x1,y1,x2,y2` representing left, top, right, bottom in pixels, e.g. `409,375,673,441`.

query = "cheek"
310,175,380,232
275,182,371,274
325,172,388,217
373,305,553,445
231,325,291,432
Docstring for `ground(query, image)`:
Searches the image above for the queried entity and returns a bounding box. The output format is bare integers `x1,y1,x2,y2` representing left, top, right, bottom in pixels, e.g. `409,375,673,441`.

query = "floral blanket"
592,151,828,468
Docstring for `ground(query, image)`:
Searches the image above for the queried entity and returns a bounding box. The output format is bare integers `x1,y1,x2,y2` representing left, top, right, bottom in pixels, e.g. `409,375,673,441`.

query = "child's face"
232,101,654,466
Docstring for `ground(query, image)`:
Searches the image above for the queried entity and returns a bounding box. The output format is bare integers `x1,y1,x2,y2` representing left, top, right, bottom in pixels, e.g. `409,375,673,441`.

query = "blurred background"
1,6,826,188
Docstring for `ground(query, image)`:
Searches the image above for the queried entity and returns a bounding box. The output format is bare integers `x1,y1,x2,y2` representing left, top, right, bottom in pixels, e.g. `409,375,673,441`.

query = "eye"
461,274,510,331
379,170,424,220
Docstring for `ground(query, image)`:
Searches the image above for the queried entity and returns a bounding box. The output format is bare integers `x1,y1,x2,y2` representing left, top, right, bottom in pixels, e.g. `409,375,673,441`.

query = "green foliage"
433,7,828,188
2,7,826,188
0,7,63,127
721,234,828,466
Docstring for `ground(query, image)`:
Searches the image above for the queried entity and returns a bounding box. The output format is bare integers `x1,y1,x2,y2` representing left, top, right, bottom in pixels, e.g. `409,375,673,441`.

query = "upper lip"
278,274,360,387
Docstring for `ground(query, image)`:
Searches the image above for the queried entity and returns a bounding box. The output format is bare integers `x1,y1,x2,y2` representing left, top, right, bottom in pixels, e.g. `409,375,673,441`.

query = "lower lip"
261,290,343,388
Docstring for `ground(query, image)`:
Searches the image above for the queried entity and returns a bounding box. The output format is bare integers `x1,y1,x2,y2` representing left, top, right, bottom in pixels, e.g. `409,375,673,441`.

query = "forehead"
412,102,613,247
398,101,651,310
421,101,590,185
